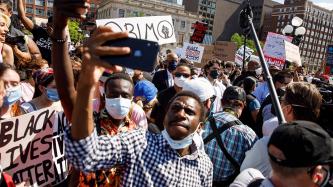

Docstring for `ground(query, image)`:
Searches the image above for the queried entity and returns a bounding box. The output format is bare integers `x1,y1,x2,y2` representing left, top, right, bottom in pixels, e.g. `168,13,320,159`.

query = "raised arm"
17,0,34,31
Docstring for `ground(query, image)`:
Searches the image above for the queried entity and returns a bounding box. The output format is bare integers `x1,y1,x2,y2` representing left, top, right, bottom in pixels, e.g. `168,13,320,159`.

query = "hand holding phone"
100,38,160,72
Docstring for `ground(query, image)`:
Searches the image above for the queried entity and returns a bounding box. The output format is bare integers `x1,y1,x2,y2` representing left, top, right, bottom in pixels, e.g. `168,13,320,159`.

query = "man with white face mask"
62,26,213,186
72,72,148,186
150,63,192,129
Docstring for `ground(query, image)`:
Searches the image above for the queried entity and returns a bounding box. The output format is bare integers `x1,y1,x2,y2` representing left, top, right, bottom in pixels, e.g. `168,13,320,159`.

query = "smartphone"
5,35,25,45
100,38,160,72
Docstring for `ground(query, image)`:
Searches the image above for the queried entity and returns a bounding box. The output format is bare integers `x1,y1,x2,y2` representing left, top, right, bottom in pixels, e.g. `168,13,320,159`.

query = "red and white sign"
263,32,292,69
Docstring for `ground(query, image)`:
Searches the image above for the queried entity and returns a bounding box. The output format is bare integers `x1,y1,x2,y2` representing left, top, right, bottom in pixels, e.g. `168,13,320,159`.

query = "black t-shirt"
31,26,52,64
9,25,28,52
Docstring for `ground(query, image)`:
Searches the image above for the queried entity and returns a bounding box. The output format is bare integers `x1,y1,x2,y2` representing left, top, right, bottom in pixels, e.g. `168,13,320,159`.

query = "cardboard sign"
234,45,254,67
181,42,204,63
96,16,176,45
190,21,208,43
284,41,302,67
263,32,292,69
0,107,69,187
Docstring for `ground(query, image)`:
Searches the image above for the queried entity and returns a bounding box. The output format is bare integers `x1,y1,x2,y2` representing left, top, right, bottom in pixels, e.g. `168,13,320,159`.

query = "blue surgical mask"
209,70,219,79
4,85,22,106
105,97,132,119
46,88,60,102
162,126,199,150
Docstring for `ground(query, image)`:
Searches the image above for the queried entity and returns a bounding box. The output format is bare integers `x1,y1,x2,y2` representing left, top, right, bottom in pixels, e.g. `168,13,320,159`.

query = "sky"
272,0,333,10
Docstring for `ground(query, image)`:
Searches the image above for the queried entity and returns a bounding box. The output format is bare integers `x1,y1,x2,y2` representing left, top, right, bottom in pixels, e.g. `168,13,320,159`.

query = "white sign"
96,16,176,45
234,45,254,66
175,47,183,58
0,107,69,187
181,42,204,63
284,41,302,67
263,32,292,69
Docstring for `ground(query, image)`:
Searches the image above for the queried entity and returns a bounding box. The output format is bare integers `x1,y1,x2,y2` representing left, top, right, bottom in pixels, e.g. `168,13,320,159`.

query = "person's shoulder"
9,26,24,36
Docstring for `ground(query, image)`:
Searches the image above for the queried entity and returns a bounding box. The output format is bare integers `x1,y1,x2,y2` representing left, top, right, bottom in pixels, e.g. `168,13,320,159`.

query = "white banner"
181,42,205,63
96,16,176,45
284,41,302,67
0,107,69,187
234,45,254,66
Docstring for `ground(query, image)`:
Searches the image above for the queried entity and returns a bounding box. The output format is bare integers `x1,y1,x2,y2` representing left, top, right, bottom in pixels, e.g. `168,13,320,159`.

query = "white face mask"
255,67,262,76
105,97,131,119
174,76,189,88
162,124,200,150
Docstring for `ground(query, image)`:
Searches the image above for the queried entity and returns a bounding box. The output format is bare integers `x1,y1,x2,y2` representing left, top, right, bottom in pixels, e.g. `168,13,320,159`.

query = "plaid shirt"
202,111,258,182
65,127,213,187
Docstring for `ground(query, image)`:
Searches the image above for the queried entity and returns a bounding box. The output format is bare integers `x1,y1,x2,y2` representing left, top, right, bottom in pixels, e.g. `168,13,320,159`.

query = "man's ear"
311,165,324,185
197,122,204,132
39,85,46,93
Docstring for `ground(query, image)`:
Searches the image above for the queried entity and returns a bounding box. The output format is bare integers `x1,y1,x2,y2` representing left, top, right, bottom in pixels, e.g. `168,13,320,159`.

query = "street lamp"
282,16,306,46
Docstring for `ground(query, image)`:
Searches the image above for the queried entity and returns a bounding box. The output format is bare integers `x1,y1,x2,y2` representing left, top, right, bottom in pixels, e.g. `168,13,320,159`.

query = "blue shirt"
253,82,269,104
202,112,258,181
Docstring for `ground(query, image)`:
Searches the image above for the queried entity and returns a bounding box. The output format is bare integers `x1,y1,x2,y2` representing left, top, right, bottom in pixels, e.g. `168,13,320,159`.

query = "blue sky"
272,0,333,10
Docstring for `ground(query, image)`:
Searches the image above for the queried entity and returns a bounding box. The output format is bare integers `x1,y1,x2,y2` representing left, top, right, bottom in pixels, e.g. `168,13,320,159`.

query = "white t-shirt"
167,70,174,87
210,79,226,113
262,117,279,137
240,136,272,177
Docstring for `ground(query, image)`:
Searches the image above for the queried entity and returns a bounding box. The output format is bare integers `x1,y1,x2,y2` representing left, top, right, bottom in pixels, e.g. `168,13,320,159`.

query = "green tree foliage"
68,19,83,45
230,33,264,53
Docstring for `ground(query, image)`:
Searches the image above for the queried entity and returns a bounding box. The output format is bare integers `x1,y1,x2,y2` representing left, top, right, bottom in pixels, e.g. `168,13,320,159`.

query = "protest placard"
190,21,208,43
263,32,292,69
234,45,254,67
284,41,302,67
181,42,204,63
326,45,333,74
0,107,69,187
96,16,176,45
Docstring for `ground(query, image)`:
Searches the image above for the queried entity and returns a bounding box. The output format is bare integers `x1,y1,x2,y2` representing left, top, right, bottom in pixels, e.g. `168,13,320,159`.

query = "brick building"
266,0,333,71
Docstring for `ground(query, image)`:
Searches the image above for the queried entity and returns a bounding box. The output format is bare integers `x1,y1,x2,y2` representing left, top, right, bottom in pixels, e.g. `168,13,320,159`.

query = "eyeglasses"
175,72,191,78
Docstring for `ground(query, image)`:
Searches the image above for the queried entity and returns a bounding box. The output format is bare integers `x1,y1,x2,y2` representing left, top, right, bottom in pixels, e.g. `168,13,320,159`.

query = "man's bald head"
166,53,178,62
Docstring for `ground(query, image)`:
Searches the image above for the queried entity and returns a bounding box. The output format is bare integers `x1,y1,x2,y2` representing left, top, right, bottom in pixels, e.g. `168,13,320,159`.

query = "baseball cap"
134,80,158,105
268,121,333,168
182,77,215,102
222,86,246,102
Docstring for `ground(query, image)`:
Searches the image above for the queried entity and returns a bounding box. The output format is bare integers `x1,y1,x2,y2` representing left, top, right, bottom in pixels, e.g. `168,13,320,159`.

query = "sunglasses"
175,72,191,78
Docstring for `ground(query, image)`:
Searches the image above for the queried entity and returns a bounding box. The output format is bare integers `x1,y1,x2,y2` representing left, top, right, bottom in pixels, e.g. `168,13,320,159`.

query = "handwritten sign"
190,21,208,43
234,45,254,67
285,41,301,67
263,32,292,69
96,16,176,45
0,107,69,187
181,42,204,63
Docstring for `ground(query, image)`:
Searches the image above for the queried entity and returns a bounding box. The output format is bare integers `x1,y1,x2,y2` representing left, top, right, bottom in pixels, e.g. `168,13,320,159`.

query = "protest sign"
181,42,204,63
190,21,208,43
263,32,292,69
284,41,302,67
0,107,69,187
234,45,254,67
175,47,183,58
96,16,176,45
326,45,333,74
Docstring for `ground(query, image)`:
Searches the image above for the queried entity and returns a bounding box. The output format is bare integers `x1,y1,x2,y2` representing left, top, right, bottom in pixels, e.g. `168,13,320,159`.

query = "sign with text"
181,42,204,63
190,21,208,43
0,107,69,187
326,45,333,74
263,32,292,69
234,45,254,67
96,16,176,45
285,41,302,67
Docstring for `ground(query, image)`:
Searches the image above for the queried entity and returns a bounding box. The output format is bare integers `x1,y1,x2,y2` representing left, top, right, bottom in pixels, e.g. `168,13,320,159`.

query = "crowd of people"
0,0,333,187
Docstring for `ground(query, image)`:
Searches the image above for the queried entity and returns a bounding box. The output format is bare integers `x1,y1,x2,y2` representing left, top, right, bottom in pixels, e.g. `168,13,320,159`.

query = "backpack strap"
203,117,241,171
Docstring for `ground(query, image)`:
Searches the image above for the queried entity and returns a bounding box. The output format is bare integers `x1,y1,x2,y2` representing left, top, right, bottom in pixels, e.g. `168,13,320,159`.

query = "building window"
47,9,52,16
26,7,33,13
132,11,139,17
35,8,45,16
47,0,53,7
27,0,33,3
118,9,125,17
35,0,45,6
181,21,186,29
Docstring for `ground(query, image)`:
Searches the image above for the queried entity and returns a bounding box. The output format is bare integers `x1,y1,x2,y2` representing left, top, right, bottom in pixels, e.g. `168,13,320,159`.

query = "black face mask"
209,70,219,79
167,61,177,72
